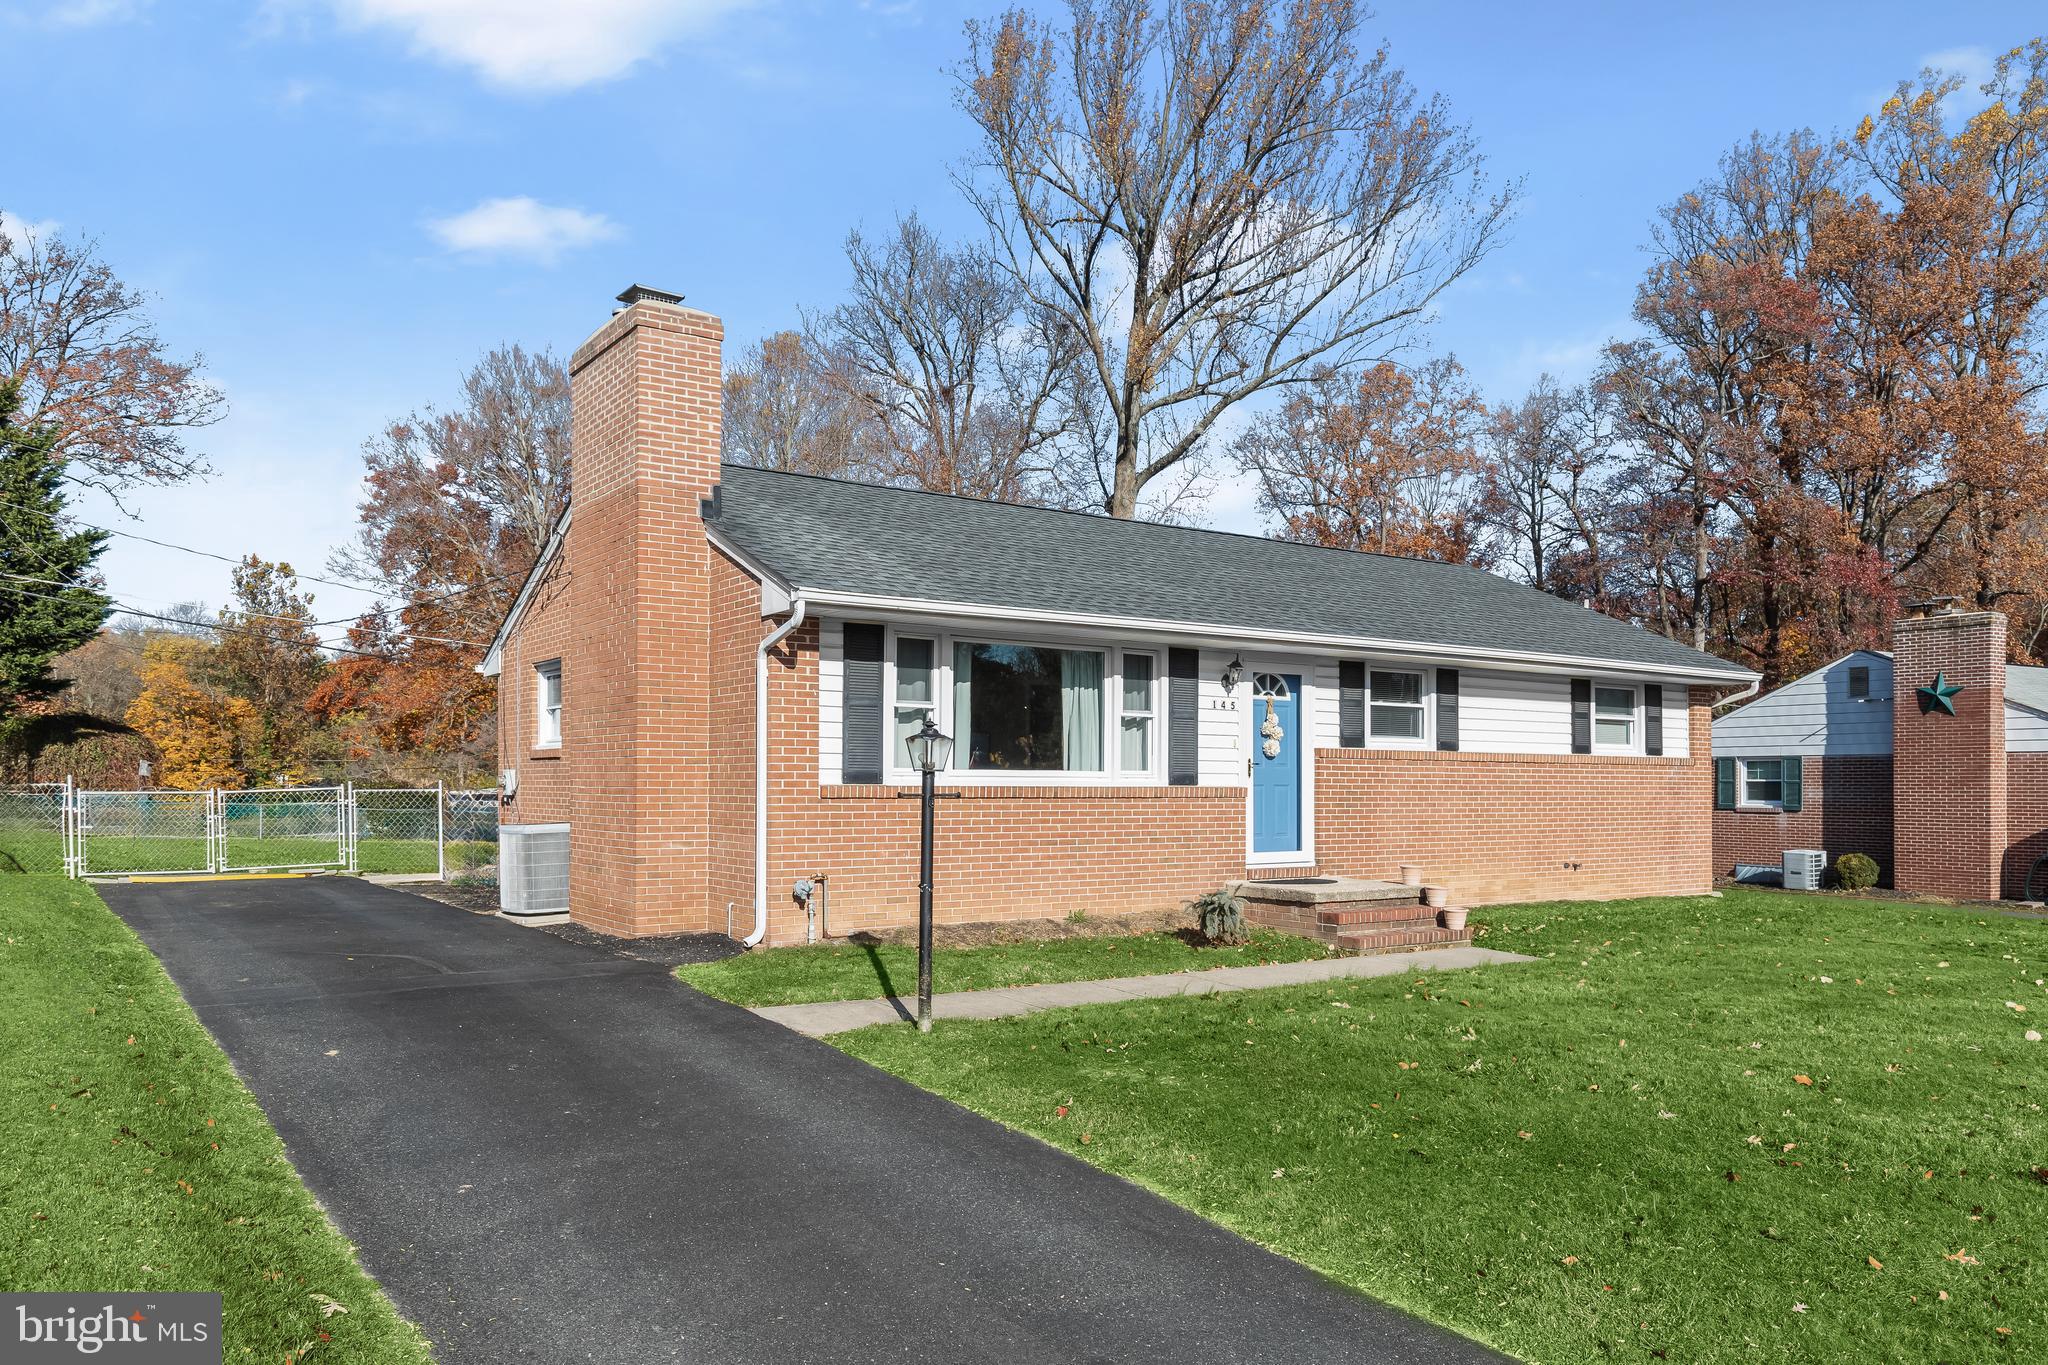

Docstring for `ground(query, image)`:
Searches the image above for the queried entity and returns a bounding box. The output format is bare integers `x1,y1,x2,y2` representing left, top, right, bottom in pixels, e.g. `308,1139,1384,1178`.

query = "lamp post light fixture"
905,715,954,1032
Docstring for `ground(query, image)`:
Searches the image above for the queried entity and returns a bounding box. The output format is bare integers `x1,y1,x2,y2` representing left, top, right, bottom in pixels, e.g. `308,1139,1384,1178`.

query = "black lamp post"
902,715,954,1032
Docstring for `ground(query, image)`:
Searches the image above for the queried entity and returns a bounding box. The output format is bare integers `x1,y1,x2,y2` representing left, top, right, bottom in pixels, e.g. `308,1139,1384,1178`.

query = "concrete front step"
1337,924,1473,954
1228,876,1419,906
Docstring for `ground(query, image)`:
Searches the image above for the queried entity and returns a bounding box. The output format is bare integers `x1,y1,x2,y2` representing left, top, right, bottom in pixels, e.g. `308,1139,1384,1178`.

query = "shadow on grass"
861,943,915,1024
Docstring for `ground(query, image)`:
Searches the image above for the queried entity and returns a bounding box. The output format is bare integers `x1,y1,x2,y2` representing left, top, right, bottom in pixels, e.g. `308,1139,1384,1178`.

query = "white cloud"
326,0,747,91
0,210,59,249
426,196,620,265
39,0,149,26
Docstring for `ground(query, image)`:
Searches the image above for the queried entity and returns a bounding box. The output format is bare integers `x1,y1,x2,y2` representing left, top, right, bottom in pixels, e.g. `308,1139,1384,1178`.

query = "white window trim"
881,624,1164,786
1591,681,1640,755
534,659,562,750
1737,756,1786,811
1363,662,1433,750
1118,648,1160,776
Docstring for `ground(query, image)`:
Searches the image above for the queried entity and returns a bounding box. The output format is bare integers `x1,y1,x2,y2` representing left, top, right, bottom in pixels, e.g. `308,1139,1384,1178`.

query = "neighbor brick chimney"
1891,604,2007,900
563,286,725,936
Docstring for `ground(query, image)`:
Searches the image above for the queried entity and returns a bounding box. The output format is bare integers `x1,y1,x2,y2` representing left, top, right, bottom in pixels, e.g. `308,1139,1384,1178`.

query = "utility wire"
0,571,490,648
1,580,489,659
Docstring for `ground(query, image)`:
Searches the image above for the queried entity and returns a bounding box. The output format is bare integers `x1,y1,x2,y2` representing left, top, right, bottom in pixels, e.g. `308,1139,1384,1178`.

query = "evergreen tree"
0,378,111,712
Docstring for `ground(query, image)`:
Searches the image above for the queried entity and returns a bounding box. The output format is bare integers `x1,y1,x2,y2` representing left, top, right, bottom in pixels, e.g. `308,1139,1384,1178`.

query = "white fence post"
436,780,447,882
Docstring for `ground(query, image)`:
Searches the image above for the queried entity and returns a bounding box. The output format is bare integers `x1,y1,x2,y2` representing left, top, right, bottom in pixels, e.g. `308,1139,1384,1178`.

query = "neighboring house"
479,287,1758,945
1712,609,2048,900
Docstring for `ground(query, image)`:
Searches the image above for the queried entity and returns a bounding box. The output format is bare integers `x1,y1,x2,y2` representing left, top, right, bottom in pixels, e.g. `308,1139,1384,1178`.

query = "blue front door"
1251,673,1302,854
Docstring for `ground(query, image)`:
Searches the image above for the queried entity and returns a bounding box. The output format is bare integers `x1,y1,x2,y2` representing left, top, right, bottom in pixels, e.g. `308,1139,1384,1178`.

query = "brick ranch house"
480,286,1759,947
1713,604,2048,901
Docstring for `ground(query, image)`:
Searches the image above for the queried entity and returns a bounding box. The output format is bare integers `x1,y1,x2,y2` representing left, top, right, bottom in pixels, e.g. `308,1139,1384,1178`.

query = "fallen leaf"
1938,1291,1949,1302
1794,1074,1814,1086
1054,1105,1068,1119
1944,1249,1980,1265
1517,1131,1532,1140
1080,1133,1092,1145
1792,1303,1808,1313
1868,1256,1883,1270
126,1036,135,1046
1561,1255,1578,1266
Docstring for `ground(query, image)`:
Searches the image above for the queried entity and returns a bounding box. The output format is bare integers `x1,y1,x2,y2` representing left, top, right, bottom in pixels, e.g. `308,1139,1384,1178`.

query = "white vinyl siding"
819,618,844,783
1197,648,1249,786
1713,651,1892,759
2010,702,2048,753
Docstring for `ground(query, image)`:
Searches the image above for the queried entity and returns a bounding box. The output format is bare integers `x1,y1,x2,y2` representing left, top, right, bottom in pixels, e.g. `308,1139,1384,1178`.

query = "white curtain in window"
1060,650,1104,771
952,643,974,767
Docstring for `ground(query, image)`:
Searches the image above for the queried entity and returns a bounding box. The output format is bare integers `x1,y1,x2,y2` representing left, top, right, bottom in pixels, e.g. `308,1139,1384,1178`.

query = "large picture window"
952,641,1104,772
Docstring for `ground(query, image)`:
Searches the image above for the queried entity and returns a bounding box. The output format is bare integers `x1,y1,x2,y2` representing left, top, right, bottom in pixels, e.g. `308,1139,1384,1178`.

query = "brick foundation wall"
1712,755,1894,882
1892,612,2006,900
1309,689,1716,906
2007,752,2048,901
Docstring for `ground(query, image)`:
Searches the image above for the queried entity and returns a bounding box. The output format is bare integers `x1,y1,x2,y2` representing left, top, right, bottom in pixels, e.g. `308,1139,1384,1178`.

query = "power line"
0,571,490,649
0,490,515,609
1,580,487,661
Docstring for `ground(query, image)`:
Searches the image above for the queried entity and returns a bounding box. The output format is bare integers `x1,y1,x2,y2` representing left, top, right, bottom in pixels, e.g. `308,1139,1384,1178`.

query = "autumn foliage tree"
206,557,327,783
0,222,223,492
125,634,253,790
1232,358,1484,559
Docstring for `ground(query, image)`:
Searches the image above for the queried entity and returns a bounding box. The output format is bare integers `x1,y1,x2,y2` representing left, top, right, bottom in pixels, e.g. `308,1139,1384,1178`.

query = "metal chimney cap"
616,283,685,308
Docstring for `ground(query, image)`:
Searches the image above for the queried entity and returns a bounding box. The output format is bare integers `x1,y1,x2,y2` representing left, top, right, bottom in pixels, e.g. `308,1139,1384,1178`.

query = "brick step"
1336,924,1473,954
1316,902,1435,927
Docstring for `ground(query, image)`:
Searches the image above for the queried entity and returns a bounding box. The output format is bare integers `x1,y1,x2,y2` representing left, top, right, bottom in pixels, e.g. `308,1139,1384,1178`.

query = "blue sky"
5,0,2039,643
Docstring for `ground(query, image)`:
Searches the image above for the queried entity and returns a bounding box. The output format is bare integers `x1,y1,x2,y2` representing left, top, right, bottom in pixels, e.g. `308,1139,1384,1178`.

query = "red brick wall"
495,547,574,824
1309,690,1716,905
751,615,1246,944
2007,752,2048,901
1892,612,2007,900
1712,755,1894,882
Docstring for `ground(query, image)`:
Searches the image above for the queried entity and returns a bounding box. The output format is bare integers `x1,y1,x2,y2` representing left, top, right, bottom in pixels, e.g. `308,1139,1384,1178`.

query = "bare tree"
721,331,869,478
1476,377,1620,598
0,223,223,492
813,214,1077,502
955,0,1515,517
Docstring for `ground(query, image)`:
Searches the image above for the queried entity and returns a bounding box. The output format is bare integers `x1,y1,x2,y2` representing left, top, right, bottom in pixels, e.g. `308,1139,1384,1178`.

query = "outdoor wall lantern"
901,715,955,1032
1223,654,1245,693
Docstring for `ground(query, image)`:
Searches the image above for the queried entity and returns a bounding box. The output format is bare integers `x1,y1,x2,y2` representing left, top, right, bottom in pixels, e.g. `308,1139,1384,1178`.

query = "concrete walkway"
753,943,1534,1036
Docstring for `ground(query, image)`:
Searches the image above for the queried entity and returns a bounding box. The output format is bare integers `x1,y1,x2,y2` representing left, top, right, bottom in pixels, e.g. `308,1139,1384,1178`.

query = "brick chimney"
1891,604,2007,899
563,286,725,935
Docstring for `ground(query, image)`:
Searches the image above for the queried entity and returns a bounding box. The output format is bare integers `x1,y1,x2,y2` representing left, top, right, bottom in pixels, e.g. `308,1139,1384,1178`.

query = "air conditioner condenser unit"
1782,849,1827,892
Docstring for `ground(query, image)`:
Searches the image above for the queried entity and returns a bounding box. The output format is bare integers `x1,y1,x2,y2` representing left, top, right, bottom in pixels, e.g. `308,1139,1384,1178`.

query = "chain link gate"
216,786,350,873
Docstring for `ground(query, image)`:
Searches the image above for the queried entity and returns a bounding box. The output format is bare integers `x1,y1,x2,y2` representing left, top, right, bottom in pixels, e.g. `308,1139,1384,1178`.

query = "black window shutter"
1644,683,1664,756
1782,755,1804,812
1715,757,1736,809
1436,668,1460,751
1570,678,1592,754
1338,660,1365,747
842,622,885,784
1167,648,1200,785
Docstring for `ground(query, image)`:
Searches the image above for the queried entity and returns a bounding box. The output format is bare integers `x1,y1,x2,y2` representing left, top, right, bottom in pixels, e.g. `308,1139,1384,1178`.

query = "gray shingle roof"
709,465,1753,678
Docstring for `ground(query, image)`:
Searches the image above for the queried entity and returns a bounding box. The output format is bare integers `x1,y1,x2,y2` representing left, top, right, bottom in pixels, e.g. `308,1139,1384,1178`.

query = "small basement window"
1742,758,1784,808
1369,669,1426,740
535,659,562,748
1593,684,1637,750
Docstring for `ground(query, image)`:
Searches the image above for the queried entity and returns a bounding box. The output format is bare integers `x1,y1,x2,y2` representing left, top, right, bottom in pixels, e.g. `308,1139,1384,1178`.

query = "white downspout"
747,598,807,947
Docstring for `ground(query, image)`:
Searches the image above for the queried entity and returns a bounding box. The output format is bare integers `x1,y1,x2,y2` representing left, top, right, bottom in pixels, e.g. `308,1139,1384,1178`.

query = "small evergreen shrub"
1189,889,1249,947
1835,852,1880,891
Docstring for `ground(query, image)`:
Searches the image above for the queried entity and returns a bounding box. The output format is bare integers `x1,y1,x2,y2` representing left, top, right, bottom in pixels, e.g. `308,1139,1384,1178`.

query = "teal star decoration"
1916,670,1964,715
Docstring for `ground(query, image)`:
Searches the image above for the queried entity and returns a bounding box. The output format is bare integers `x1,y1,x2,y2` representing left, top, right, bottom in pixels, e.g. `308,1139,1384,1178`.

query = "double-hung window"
1119,651,1156,771
1369,669,1426,741
1593,684,1637,751
534,660,562,748
893,637,937,769
1741,758,1785,808
952,641,1106,773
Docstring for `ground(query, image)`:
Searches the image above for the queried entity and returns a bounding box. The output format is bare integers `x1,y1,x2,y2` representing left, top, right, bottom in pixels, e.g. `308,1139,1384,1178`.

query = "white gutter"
747,597,807,947
787,587,1761,686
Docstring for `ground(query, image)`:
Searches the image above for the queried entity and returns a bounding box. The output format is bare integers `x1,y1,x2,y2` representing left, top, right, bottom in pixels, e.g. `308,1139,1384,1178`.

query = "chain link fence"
0,781,70,875
0,781,501,882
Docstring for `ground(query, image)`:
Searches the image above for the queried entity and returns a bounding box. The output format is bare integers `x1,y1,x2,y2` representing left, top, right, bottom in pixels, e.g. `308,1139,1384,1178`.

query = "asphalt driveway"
102,877,1507,1364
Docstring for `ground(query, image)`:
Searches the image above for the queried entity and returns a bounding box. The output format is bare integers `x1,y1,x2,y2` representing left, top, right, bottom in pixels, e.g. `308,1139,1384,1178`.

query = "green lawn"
678,927,1338,1006
839,889,2046,1363
0,825,490,877
0,876,432,1362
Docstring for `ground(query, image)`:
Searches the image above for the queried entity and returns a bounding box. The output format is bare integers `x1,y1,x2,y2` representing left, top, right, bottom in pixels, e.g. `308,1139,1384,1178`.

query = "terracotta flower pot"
1441,906,1469,931
1399,864,1424,887
1423,885,1449,908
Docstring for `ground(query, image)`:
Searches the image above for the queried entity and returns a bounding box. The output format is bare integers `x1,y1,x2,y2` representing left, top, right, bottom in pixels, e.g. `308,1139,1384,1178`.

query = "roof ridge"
717,461,1488,577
